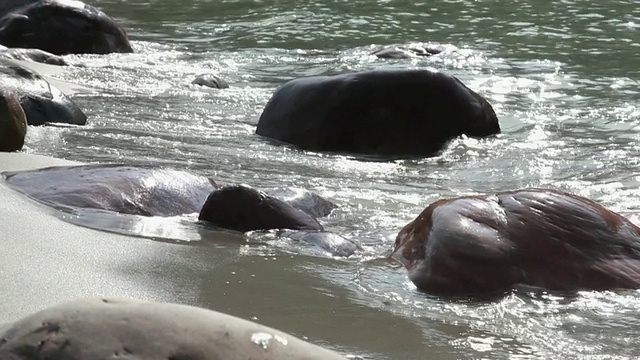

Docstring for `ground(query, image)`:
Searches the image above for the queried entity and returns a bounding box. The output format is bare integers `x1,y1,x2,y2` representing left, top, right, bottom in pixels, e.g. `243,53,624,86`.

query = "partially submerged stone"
266,187,337,218
192,74,229,89
0,58,86,125
199,184,324,232
256,68,500,158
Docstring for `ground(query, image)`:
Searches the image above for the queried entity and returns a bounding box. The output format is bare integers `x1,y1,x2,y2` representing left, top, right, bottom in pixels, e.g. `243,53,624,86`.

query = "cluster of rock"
3,164,360,257
4,2,640,356
0,4,501,158
0,0,127,151
0,0,230,152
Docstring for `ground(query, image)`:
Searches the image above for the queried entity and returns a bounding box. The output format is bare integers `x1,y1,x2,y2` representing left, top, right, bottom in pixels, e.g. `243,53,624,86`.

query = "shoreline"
0,152,426,359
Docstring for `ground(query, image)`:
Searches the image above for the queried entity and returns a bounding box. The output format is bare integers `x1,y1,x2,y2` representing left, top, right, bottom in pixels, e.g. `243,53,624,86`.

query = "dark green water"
18,0,640,358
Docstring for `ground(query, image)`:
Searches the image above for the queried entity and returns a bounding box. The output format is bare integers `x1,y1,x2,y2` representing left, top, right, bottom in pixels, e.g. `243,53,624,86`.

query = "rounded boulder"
0,0,133,55
256,68,500,158
391,188,640,297
0,297,348,360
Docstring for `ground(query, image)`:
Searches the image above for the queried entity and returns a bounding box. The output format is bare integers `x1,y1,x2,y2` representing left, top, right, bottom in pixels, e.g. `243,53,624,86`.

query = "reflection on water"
14,0,640,358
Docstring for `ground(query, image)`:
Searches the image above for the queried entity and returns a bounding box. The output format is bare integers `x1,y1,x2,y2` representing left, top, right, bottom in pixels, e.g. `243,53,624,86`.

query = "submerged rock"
280,230,361,257
0,58,86,125
0,0,133,55
0,45,69,65
3,164,218,216
372,43,445,59
192,74,229,89
266,187,337,218
0,297,348,360
0,89,26,152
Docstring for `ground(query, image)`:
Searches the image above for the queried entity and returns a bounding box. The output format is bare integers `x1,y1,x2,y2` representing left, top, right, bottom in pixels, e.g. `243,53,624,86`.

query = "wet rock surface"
256,68,500,157
0,0,133,55
0,90,26,152
0,297,348,360
0,58,86,126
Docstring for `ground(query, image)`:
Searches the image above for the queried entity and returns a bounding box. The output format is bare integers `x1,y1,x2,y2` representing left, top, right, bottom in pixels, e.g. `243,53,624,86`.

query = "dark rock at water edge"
192,74,229,89
0,90,26,152
199,184,324,232
0,45,68,66
256,68,500,158
0,297,348,360
0,0,133,55
0,58,86,126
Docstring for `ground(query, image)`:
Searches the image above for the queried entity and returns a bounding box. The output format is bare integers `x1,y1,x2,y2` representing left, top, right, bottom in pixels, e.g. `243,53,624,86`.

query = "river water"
17,0,640,358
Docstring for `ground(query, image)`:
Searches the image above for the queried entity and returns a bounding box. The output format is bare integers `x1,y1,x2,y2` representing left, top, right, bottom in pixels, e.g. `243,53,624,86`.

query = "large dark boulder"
256,69,500,157
391,188,640,297
0,297,348,360
0,89,26,152
0,0,133,55
0,58,86,125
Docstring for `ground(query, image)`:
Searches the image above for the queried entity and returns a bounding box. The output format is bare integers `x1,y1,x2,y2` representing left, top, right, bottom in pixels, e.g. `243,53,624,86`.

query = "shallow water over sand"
6,0,640,358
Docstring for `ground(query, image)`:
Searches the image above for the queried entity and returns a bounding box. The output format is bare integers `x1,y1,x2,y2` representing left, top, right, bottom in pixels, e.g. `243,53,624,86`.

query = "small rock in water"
192,74,229,89
372,43,445,59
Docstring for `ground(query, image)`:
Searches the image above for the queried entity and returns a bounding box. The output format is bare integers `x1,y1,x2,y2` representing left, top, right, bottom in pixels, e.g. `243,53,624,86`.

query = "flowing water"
16,0,640,358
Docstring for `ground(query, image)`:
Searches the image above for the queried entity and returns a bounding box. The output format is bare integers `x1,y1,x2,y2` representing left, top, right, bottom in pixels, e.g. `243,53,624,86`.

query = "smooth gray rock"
372,44,445,59
0,297,348,360
0,89,26,152
0,58,86,125
267,187,337,218
0,46,68,65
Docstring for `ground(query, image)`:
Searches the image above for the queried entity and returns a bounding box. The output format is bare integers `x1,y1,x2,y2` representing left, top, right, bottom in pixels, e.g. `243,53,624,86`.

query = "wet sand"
0,153,444,359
